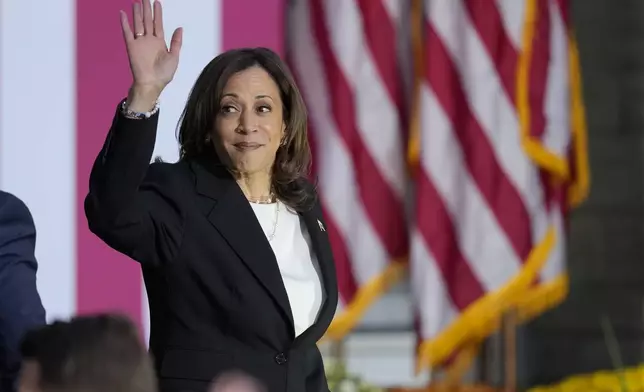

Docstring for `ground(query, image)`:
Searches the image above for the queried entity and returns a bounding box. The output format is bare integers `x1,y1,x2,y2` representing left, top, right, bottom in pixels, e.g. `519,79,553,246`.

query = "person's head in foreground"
208,372,265,392
18,314,156,392
178,47,315,211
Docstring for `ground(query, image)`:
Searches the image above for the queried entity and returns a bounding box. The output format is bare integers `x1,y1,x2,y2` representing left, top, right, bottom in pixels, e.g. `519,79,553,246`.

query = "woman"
84,1,338,391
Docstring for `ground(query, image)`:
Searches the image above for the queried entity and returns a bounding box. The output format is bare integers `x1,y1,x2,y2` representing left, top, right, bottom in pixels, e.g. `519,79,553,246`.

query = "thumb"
169,27,183,56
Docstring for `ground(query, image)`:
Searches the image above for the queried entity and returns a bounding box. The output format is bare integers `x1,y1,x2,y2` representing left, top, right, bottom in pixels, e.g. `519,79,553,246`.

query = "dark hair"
20,314,156,392
177,47,315,211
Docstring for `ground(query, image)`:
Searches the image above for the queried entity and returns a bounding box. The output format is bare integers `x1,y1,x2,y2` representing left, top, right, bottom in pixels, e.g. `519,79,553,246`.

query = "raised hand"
120,0,183,111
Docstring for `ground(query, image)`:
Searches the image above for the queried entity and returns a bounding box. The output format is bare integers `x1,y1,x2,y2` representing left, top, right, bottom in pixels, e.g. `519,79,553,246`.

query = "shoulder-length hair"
177,47,315,212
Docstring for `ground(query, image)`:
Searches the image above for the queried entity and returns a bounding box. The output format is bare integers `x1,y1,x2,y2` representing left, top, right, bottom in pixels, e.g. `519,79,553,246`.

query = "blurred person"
84,1,337,392
18,314,156,392
209,372,265,392
0,191,46,392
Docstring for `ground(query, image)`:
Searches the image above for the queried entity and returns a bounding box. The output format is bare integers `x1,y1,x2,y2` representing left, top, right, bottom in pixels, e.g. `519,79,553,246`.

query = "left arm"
0,192,46,391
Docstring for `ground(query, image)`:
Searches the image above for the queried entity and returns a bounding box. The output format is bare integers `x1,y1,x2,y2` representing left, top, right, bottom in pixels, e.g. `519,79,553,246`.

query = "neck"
236,172,273,201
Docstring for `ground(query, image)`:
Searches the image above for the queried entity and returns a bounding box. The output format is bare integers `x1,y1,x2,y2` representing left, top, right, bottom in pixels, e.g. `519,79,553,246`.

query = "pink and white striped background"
0,0,285,340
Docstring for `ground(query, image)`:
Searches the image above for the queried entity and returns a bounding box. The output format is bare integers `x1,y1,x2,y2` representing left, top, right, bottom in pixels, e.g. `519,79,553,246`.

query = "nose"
237,110,257,134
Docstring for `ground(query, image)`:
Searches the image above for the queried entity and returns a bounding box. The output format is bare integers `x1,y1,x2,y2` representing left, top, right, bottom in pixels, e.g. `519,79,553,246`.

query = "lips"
232,142,263,150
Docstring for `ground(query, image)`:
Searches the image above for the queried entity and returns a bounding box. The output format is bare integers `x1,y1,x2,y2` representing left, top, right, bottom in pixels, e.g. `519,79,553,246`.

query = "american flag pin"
317,219,325,232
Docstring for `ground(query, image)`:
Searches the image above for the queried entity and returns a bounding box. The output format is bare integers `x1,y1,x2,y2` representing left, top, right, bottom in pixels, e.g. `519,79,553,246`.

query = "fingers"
132,2,144,37
126,1,173,45
120,10,134,43
153,0,164,38
142,0,154,36
169,27,183,56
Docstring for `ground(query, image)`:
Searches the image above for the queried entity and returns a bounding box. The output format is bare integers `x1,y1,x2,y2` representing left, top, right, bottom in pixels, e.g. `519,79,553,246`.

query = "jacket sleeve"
0,192,46,392
84,102,185,266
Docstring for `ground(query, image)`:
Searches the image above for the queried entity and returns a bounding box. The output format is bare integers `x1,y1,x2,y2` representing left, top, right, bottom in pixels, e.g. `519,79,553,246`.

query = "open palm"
120,0,182,95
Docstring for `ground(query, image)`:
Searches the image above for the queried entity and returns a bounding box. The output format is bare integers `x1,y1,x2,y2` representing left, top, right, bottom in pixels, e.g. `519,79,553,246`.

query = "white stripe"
142,281,150,346
538,2,569,283
153,0,221,163
420,84,520,291
289,0,389,285
322,0,407,200
428,0,548,249
382,0,404,23
542,2,570,158
540,209,565,281
410,231,458,339
0,0,76,321
495,0,526,49
143,0,222,342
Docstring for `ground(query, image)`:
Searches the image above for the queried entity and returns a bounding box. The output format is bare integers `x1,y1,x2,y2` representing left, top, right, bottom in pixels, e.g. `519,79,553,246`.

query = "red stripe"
424,21,532,261
76,0,142,326
555,0,570,28
526,0,550,141
527,0,555,242
464,0,518,106
416,171,484,309
284,48,360,303
356,0,406,129
309,0,408,259
222,0,285,53
467,1,550,275
321,204,359,300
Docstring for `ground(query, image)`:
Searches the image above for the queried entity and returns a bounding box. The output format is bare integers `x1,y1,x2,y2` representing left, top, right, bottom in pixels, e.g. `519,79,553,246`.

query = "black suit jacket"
0,191,46,392
85,104,338,392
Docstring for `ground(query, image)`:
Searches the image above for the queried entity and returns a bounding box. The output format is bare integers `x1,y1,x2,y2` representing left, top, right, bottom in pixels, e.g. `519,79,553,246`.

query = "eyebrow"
221,93,274,101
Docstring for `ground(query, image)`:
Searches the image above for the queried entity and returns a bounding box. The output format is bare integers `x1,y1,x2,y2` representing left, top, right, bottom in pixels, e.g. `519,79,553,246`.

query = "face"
18,360,41,392
214,66,286,176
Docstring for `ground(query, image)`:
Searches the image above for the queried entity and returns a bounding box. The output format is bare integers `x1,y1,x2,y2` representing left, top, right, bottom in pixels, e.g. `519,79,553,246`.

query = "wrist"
121,99,160,120
126,84,163,112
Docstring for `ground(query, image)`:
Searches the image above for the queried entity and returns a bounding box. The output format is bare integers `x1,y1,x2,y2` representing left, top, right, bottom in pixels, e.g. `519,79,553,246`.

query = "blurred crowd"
15,313,266,392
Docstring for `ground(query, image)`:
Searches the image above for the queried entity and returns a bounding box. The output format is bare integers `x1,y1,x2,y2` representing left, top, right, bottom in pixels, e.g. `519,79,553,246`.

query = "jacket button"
274,352,288,365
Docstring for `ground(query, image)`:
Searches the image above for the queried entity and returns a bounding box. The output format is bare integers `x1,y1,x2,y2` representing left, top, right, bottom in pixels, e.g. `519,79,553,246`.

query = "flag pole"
503,309,518,392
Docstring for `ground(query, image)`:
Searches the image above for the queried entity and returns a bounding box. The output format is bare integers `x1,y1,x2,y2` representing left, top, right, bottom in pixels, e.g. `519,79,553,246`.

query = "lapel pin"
317,219,325,232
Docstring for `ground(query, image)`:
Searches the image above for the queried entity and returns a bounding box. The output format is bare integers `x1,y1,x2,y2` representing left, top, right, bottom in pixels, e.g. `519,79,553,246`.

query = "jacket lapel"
294,206,339,344
190,160,294,332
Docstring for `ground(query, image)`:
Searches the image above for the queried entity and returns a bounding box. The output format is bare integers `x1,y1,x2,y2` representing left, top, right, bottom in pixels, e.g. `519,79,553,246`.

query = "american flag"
0,0,287,340
287,0,413,338
409,0,589,369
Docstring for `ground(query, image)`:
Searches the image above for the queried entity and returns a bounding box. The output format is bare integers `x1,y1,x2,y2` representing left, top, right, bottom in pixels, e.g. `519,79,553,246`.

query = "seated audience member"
0,191,46,391
18,314,156,392
209,372,265,392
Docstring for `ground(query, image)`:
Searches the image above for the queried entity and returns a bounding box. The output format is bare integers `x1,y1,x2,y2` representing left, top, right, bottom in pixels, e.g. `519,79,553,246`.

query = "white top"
250,201,325,336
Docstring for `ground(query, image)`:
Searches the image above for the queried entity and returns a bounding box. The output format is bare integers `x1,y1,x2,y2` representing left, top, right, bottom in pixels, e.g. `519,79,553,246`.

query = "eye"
220,105,238,114
257,105,271,113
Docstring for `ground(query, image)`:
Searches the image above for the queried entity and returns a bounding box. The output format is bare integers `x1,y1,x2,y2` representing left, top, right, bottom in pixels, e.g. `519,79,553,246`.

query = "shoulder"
302,177,320,210
0,191,36,247
0,191,34,226
278,177,319,213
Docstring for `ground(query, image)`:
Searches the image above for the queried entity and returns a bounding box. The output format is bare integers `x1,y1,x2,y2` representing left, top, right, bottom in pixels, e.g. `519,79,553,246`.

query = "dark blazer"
85,103,338,392
0,191,46,391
